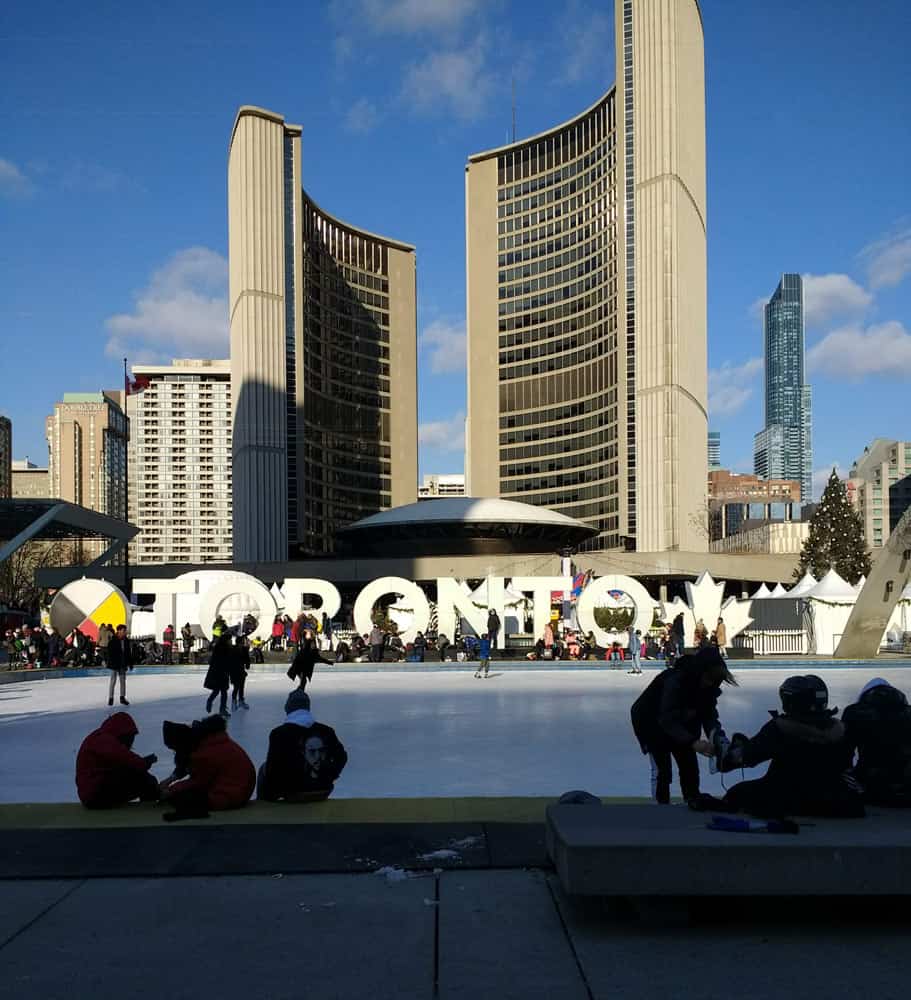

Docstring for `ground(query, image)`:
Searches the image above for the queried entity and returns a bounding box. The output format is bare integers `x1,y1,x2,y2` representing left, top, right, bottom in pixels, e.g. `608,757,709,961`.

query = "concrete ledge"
546,803,911,896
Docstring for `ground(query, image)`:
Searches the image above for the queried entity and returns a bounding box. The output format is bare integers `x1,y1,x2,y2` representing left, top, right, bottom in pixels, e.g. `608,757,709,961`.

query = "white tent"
769,583,790,599
805,569,858,655
853,575,867,595
788,572,817,598
752,583,772,599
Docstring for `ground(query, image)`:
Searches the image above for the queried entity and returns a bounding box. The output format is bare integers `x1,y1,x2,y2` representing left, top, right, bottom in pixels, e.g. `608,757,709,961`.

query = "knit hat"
860,677,890,699
285,689,311,714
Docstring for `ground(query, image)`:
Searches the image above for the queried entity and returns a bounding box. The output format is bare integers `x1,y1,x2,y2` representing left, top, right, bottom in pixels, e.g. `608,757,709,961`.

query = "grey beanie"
285,689,311,713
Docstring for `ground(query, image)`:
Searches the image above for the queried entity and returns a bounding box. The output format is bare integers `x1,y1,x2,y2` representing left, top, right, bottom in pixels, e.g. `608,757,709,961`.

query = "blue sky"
1,0,909,499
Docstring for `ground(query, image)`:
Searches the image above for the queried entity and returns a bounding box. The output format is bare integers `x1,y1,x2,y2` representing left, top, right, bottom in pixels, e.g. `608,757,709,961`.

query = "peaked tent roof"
806,568,857,603
752,583,772,599
788,572,818,598
769,583,790,598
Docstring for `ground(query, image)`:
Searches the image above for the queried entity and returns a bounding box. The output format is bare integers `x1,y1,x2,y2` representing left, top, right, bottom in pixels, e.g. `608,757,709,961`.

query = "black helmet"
779,674,833,717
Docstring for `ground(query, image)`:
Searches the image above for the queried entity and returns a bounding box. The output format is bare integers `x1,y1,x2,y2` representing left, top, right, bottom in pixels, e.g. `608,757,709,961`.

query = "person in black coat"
630,647,735,804
717,674,865,818
287,636,332,688
204,634,233,717
258,689,348,802
230,636,251,711
105,624,134,707
842,677,911,807
486,609,501,650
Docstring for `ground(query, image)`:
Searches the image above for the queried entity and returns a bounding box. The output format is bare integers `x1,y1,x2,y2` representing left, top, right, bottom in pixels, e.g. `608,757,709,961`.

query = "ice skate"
219,708,231,719
108,697,114,706
120,697,130,706
239,700,250,710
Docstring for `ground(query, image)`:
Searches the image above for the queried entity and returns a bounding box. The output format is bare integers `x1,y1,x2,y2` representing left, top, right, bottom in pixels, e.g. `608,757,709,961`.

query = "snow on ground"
1,667,908,803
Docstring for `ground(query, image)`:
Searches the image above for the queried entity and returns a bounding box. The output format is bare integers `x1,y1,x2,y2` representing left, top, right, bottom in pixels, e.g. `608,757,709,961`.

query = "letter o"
354,577,430,643
197,574,277,641
576,574,656,648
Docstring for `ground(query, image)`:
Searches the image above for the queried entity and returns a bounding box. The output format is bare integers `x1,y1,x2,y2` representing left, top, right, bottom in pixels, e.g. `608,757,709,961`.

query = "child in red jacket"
160,715,255,821
75,713,159,808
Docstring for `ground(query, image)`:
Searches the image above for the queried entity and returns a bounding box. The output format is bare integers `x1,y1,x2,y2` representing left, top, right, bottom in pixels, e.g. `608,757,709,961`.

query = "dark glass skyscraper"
753,273,812,501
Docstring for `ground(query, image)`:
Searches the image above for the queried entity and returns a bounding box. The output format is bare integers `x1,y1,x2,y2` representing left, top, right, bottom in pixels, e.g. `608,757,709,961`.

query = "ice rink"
2,666,909,803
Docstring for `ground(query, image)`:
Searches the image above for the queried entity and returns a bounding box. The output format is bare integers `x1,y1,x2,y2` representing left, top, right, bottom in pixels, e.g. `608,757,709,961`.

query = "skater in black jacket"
630,647,735,804
230,635,250,711
717,674,865,818
204,634,232,718
287,635,332,688
843,677,911,807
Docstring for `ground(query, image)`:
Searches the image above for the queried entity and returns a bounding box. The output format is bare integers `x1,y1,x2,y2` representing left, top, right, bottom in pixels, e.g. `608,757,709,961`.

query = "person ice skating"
369,623,385,663
230,635,250,711
842,678,911,807
287,635,332,688
627,629,643,674
475,633,491,678
75,713,159,809
714,675,864,819
105,624,133,706
630,647,735,805
162,624,175,665
180,622,195,664
487,608,501,650
204,633,232,718
258,689,348,802
159,715,256,821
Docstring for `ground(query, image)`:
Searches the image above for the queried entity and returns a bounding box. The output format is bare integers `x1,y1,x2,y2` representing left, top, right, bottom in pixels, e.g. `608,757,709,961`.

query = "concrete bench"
546,803,911,897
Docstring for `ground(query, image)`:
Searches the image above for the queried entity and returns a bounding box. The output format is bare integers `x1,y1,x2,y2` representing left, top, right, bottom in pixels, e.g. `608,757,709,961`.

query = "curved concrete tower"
466,0,707,553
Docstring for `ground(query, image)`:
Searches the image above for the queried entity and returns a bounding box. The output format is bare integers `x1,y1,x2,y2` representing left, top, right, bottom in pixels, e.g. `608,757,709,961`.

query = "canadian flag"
125,373,150,395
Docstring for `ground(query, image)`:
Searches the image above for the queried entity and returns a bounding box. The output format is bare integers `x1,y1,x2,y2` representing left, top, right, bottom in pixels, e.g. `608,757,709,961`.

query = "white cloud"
0,157,34,198
802,273,872,328
60,160,137,194
400,35,494,122
344,98,381,134
812,463,848,501
807,320,911,380
419,411,465,452
708,357,763,417
419,318,466,373
105,247,228,359
861,227,911,290
559,2,614,84
333,0,482,35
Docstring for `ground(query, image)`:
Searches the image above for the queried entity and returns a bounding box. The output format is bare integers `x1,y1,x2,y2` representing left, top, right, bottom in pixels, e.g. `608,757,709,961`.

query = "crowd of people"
630,646,911,818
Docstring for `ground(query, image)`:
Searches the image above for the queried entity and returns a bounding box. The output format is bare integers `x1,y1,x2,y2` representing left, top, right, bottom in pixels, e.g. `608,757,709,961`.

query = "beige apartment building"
126,360,232,564
45,392,128,558
11,460,49,499
847,439,911,549
466,0,707,553
0,415,11,499
418,474,466,499
229,107,418,561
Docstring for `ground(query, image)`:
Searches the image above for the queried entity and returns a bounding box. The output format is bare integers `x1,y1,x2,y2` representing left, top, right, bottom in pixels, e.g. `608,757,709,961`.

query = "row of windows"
499,358,616,413
499,233,609,284
499,253,604,302
498,182,611,239
502,469,619,498
500,271,611,318
495,96,615,185
497,132,614,202
502,443,619,479
498,154,613,217
500,298,615,345
498,223,606,270
500,334,614,382
500,389,618,430
500,322,613,365
304,201,390,277
500,421,616,461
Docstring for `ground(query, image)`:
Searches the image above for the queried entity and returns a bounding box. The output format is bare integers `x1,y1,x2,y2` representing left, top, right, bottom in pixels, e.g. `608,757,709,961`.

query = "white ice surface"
1,667,908,803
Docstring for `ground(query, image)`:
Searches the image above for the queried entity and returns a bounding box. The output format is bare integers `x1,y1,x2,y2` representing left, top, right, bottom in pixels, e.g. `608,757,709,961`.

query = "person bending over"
258,689,348,803
287,635,332,688
717,674,864,819
75,713,159,809
631,647,735,805
842,677,911,807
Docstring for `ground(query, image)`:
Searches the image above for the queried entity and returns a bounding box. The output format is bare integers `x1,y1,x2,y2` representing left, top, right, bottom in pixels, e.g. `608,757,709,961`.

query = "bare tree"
0,540,77,613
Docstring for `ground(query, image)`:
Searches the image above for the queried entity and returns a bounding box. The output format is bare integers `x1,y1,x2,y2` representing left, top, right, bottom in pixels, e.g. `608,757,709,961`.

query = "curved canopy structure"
336,497,598,557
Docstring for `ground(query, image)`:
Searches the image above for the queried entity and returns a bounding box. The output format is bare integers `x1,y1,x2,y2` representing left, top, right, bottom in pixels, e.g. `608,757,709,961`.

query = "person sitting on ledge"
75,713,159,809
631,647,735,806
842,678,911,807
258,689,348,803
714,674,865,819
159,715,256,821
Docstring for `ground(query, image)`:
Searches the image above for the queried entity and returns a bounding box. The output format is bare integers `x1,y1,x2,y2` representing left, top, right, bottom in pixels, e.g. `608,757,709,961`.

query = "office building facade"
126,359,232,564
708,430,721,470
847,439,911,549
11,460,49,500
754,273,812,501
0,415,10,499
229,107,418,562
418,474,466,499
46,393,127,519
707,469,801,542
466,0,707,552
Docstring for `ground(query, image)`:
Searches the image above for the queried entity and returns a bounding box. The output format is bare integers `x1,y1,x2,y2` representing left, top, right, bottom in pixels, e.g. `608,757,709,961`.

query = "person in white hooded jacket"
257,689,348,802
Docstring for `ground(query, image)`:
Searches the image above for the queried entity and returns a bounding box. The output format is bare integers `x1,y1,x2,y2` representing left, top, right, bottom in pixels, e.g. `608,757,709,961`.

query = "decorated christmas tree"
795,469,871,584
